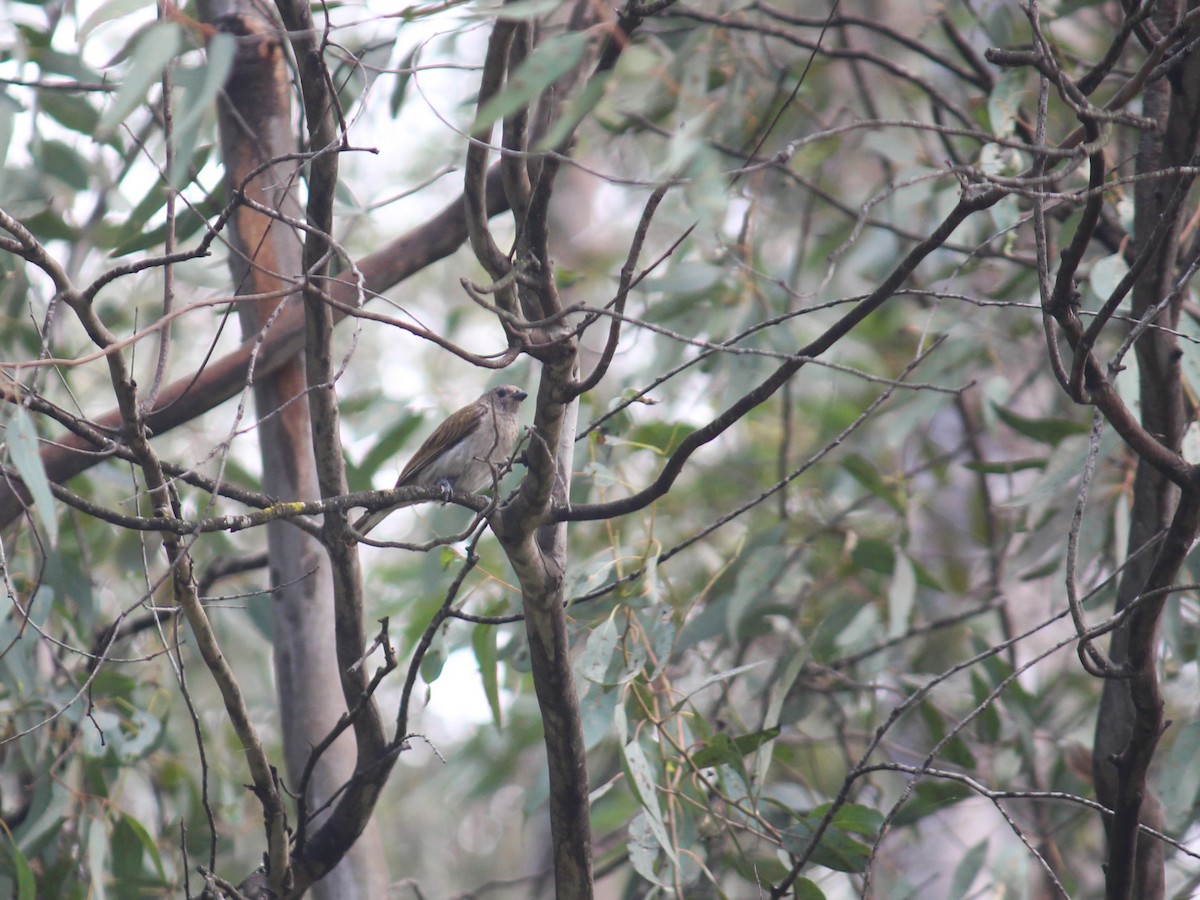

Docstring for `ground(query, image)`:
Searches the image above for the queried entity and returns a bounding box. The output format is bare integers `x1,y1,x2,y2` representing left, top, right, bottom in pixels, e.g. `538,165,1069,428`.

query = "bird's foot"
436,478,453,502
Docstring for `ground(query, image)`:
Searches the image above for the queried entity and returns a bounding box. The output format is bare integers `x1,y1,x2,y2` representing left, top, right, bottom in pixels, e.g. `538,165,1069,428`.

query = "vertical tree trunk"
201,4,386,895
1092,6,1199,899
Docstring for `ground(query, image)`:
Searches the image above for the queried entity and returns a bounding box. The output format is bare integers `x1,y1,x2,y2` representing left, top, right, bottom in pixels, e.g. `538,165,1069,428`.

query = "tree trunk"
201,3,386,895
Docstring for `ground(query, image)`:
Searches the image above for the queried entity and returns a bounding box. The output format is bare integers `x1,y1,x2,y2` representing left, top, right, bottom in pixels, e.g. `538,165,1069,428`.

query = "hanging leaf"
842,453,906,514
536,71,611,151
472,623,502,728
389,45,420,117
578,611,619,684
692,726,781,768
671,660,767,711
991,403,1089,445
7,407,58,545
168,32,235,187
79,0,152,43
781,814,872,874
0,830,36,900
627,811,672,888
948,838,989,898
96,23,183,137
621,738,678,865
471,31,590,134
887,551,916,640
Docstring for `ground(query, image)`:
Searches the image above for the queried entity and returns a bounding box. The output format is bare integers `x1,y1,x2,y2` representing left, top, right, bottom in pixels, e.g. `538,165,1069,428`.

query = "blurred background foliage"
0,0,1197,897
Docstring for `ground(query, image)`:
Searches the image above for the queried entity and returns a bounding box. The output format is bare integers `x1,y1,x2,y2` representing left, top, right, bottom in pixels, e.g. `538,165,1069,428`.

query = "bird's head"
486,384,528,414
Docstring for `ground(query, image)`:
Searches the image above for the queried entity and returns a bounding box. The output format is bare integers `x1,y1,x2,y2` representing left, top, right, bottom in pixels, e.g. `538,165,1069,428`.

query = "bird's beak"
515,389,528,401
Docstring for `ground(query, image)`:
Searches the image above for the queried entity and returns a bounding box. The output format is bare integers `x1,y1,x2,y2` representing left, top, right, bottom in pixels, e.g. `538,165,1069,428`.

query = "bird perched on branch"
353,384,528,536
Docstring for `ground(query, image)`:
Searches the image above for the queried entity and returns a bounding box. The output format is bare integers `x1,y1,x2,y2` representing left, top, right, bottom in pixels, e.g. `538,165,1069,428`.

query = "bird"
353,384,528,536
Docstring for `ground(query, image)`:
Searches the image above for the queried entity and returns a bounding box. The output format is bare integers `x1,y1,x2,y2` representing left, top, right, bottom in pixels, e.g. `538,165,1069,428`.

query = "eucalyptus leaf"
0,832,35,900
471,32,590,134
7,407,58,544
472,623,502,727
948,838,989,898
96,23,182,137
79,0,152,43
621,738,678,865
169,33,235,186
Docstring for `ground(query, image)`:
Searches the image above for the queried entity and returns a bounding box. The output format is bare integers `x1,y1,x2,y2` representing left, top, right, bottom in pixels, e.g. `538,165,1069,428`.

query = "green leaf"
692,725,780,791
969,670,1002,743
917,700,976,769
471,32,590,134
536,71,611,150
627,810,672,887
756,654,803,786
82,709,120,759
25,43,105,83
420,646,445,684
389,45,420,117
112,812,166,882
39,91,101,137
723,528,789,638
731,725,782,756
641,261,725,302
9,772,68,853
1003,430,1119,508
826,802,884,837
621,738,678,865
169,33,235,187
86,817,109,900
1087,252,1130,308
1178,311,1200,414
887,552,915,640
991,403,1089,445
961,457,1045,474
671,660,767,711
353,412,426,487
833,603,879,654
691,733,743,769
472,623,502,728
646,608,674,680
987,68,1028,138
1018,557,1060,580
850,537,894,574
578,611,619,684
473,0,567,20
96,23,183,136
114,708,162,761
580,685,620,750
0,829,36,900
727,852,791,885
39,140,91,190
842,453,905,514
109,182,172,248
1163,722,1200,830
79,0,153,43
627,420,697,456
89,669,139,700
782,813,872,874
110,193,218,256
891,780,971,827
19,209,78,243
7,407,58,544
949,838,989,897
0,93,18,169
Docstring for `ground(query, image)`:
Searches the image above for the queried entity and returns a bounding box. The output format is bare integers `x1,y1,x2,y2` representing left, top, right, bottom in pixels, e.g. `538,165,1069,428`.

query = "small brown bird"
353,385,528,535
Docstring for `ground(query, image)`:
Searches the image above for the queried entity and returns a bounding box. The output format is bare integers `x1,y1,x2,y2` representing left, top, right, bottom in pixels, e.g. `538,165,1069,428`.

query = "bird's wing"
396,401,487,485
